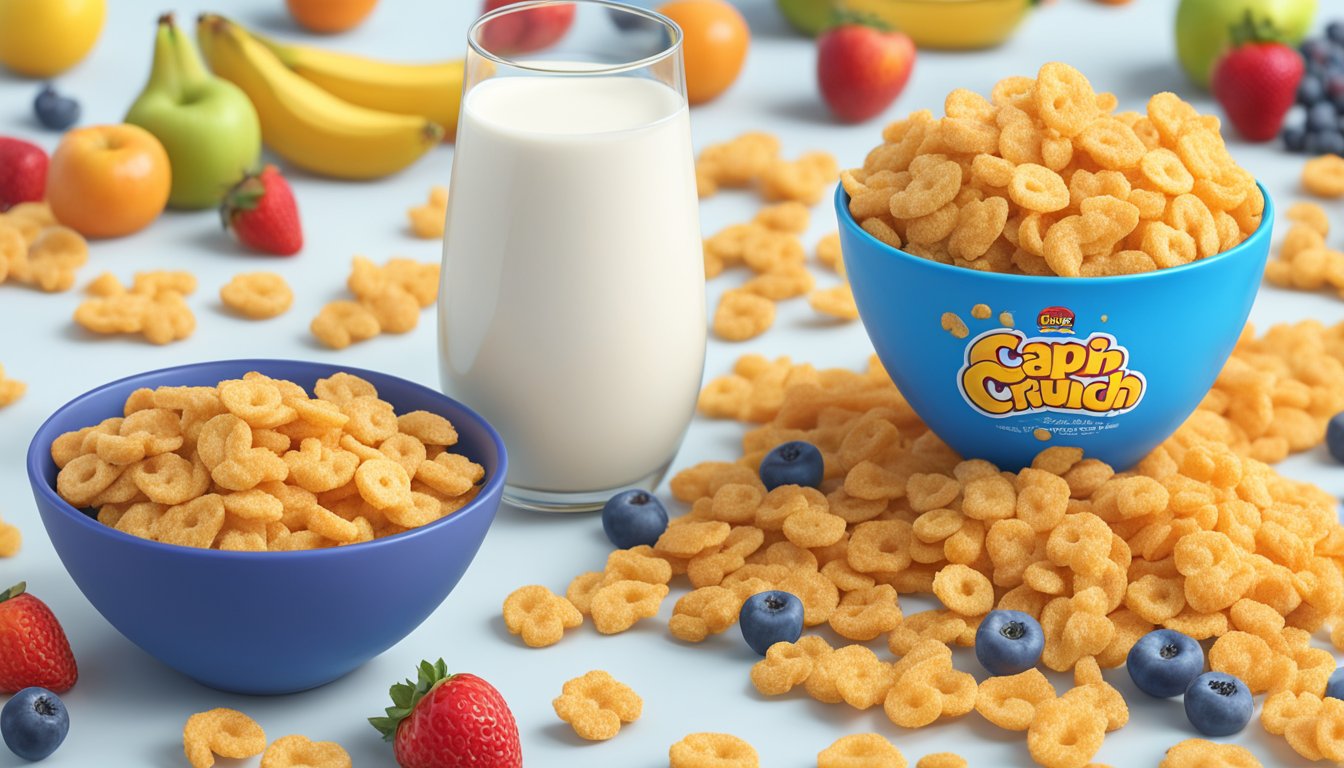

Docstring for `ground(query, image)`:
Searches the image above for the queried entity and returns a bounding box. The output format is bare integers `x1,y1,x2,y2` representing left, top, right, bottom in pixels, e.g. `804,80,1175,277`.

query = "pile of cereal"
695,133,839,205
52,371,483,551
183,707,349,768
1262,201,1342,296
0,362,25,409
311,256,439,349
407,185,449,240
75,271,197,345
0,202,90,293
844,62,1262,277
504,348,1344,766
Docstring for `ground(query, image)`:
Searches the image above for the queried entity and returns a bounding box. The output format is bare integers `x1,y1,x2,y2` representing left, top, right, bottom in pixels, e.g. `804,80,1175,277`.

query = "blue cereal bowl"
837,183,1274,471
26,359,507,695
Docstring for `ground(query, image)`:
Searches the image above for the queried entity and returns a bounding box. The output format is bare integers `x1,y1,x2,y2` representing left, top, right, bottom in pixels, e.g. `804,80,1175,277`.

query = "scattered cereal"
762,151,840,206
809,285,859,321
503,585,583,648
971,303,992,319
697,132,781,196
714,290,775,341
52,371,482,550
0,205,90,293
407,185,448,239
1159,739,1262,768
818,733,907,768
183,708,266,768
312,257,439,349
1000,311,1015,327
669,733,759,768
1034,428,1052,442
941,312,969,339
74,271,196,345
0,363,25,408
259,734,351,768
552,670,642,741
916,754,968,768
816,232,845,276
1303,154,1344,198
845,63,1258,276
0,512,19,557
220,272,294,320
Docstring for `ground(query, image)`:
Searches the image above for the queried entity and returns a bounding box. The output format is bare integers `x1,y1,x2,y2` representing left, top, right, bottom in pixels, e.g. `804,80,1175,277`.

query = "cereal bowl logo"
956,329,1146,418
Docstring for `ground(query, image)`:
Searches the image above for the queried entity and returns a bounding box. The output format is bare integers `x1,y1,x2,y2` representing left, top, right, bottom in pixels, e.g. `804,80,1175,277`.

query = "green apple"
777,0,836,37
1176,0,1317,89
126,13,260,210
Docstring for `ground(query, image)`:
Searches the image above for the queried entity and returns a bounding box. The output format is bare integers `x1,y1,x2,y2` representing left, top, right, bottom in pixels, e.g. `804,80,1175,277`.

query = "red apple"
817,24,916,124
479,0,576,56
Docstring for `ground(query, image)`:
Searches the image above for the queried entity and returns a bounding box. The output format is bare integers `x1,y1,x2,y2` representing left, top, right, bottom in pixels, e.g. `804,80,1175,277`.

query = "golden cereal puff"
818,733,907,768
590,580,669,634
311,301,381,349
183,708,266,768
503,585,582,648
259,735,351,768
1159,739,1262,768
916,755,968,768
669,733,759,768
714,290,775,342
220,273,294,320
552,670,642,741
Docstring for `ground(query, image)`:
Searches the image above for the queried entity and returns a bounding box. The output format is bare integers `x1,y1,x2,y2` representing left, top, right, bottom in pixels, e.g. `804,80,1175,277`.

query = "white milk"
439,74,705,495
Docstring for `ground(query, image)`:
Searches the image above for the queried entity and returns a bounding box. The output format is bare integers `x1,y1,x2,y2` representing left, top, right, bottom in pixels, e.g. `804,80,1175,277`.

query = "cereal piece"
916,755,967,768
829,584,901,641
754,201,810,234
566,571,605,616
656,520,731,559
407,186,448,239
1010,164,1070,213
590,580,669,634
809,285,859,321
26,226,88,292
932,563,994,616
154,495,227,548
669,733,759,768
183,708,266,768
0,517,20,558
1303,154,1344,198
817,733,907,768
816,232,845,275
941,312,969,339
1159,739,1262,768
1286,201,1330,236
220,273,293,320
976,668,1056,731
1027,696,1105,768
552,670,642,741
970,303,991,320
742,265,814,301
698,132,781,187
0,363,25,408
750,638,816,696
259,735,351,768
311,301,381,349
502,584,583,647
761,151,839,206
670,586,740,642
714,290,775,341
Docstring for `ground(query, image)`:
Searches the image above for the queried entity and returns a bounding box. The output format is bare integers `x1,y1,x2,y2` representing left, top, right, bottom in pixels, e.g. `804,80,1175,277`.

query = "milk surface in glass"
440,73,705,498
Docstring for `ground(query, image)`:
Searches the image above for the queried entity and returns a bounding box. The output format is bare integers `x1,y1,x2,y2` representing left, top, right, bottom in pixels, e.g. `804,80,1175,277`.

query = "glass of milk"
440,1,706,512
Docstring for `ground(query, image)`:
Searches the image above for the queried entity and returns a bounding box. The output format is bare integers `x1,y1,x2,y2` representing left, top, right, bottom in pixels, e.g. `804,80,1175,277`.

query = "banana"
255,33,464,139
196,14,443,180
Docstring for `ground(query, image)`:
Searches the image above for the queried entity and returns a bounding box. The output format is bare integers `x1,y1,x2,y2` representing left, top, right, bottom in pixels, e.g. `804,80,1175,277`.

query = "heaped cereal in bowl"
843,62,1262,277
50,371,483,551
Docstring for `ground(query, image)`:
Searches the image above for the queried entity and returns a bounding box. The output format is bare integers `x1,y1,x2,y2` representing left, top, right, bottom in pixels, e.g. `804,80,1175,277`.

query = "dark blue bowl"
26,360,507,695
838,183,1274,472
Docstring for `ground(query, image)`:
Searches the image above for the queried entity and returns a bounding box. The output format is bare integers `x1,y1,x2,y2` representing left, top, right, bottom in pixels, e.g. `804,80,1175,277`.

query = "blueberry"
600,490,668,549
1,688,69,761
1326,413,1344,463
1304,38,1333,67
1300,74,1325,105
758,440,824,491
738,590,804,655
1307,129,1344,156
1126,628,1204,698
32,85,79,131
974,609,1044,676
1308,101,1339,132
1184,672,1253,736
1283,125,1308,153
1331,22,1344,45
1328,667,1344,701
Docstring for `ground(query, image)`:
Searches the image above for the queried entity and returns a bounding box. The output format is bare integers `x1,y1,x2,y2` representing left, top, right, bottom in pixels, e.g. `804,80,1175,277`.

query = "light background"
1,0,1341,765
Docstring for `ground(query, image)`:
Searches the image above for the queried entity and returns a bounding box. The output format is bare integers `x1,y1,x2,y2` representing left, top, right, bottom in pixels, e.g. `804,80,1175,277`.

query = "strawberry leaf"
0,582,26,605
369,658,456,742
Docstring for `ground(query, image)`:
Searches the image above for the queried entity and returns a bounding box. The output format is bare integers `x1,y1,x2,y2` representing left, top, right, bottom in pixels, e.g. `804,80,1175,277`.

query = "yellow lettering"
1049,343,1088,379
1022,342,1052,378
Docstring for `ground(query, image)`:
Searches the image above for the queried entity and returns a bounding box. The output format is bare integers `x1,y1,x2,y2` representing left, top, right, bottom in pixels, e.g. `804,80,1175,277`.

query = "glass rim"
468,0,683,76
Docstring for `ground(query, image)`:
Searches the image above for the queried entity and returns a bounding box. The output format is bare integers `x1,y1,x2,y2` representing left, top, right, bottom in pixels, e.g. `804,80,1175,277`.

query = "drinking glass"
439,1,706,512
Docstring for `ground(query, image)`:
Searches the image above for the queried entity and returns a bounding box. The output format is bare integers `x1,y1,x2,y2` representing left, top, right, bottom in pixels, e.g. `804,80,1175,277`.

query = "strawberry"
817,23,916,124
480,0,576,56
1212,12,1304,142
221,164,302,256
0,582,77,694
371,660,521,768
0,138,48,212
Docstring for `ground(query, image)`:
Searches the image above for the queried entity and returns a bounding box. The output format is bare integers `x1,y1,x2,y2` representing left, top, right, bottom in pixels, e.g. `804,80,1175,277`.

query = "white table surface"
2,1,1343,765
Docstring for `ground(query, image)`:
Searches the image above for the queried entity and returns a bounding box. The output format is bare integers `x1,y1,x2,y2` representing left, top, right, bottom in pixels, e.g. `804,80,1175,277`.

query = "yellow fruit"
0,0,106,77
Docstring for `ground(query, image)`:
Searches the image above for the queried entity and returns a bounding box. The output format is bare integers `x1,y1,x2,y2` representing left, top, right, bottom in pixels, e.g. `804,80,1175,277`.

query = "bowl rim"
25,359,509,561
835,180,1274,286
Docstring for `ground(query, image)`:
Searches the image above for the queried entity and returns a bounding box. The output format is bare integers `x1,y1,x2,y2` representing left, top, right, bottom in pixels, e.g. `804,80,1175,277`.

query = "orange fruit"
286,0,378,33
657,0,750,105
47,124,171,239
